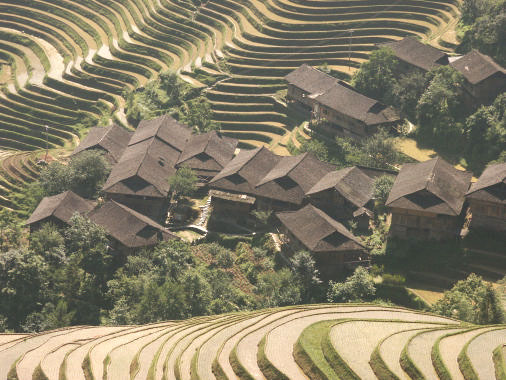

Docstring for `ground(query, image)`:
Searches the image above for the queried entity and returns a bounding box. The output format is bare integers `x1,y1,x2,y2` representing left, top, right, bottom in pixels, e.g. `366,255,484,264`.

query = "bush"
381,273,406,286
327,267,376,303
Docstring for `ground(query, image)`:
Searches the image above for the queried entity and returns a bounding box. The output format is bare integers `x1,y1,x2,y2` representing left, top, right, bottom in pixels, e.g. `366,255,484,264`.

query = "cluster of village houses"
26,38,506,278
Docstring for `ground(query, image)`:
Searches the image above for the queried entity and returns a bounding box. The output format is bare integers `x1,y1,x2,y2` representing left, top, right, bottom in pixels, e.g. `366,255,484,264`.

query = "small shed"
89,200,178,254
276,204,368,280
25,191,95,232
466,163,506,232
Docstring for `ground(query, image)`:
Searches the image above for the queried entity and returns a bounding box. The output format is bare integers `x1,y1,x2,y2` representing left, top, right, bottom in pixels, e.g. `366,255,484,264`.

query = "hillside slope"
1,303,504,379
0,0,461,213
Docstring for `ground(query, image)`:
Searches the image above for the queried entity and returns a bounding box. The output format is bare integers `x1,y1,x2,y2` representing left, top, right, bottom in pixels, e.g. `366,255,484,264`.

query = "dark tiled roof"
89,201,178,248
381,37,449,71
209,147,282,195
26,191,95,226
276,204,365,253
450,50,506,85
467,163,506,204
307,166,377,208
386,157,472,215
129,114,192,150
103,137,178,198
314,82,400,126
72,124,132,162
176,131,238,174
284,64,339,95
254,153,335,205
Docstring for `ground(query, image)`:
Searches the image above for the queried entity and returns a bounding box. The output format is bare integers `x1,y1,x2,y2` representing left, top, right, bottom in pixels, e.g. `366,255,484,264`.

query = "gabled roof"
209,147,282,195
284,64,339,95
276,204,365,253
307,166,377,208
314,82,400,126
176,131,238,173
467,163,506,204
89,201,178,248
72,124,132,162
381,36,449,71
386,157,472,215
129,114,192,151
254,153,335,205
450,50,506,85
26,191,95,226
103,137,178,197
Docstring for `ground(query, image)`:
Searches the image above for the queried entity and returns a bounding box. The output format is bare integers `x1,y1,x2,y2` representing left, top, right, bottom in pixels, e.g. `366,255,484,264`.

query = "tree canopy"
39,149,111,199
352,47,399,105
327,266,376,303
432,273,504,324
168,166,198,198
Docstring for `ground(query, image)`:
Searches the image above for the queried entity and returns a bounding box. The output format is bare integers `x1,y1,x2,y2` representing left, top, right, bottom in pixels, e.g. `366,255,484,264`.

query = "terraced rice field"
1,304,505,379
0,0,461,212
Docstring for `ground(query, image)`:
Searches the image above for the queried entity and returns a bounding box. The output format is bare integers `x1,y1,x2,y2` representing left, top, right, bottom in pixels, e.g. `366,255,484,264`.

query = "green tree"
432,273,504,324
256,269,301,307
68,150,111,198
290,251,321,303
352,47,399,104
464,93,506,172
168,166,198,198
392,71,428,121
0,209,23,252
416,66,466,153
0,249,49,330
125,72,190,125
38,150,111,199
458,0,506,65
373,175,395,207
361,130,400,169
327,266,376,302
62,214,112,324
29,223,66,265
251,209,272,231
179,96,220,133
297,139,329,162
181,269,212,316
39,162,72,196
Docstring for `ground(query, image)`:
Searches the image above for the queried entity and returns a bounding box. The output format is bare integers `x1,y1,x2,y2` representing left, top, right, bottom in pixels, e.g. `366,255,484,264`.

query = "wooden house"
284,64,339,113
89,200,178,254
380,36,449,74
276,204,368,280
210,149,338,217
312,81,400,138
450,50,506,105
386,157,472,240
176,131,238,183
25,191,95,232
72,124,132,163
466,163,506,232
254,152,334,210
103,115,192,221
208,146,281,218
306,166,396,227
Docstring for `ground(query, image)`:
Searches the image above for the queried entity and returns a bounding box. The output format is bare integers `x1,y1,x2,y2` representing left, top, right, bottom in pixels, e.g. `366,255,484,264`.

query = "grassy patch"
321,321,360,380
493,345,506,380
257,335,289,380
33,365,49,380
293,320,339,380
370,344,401,380
399,343,425,380
81,353,92,380
229,345,255,380
432,331,454,380
457,344,479,380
